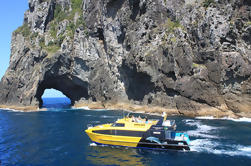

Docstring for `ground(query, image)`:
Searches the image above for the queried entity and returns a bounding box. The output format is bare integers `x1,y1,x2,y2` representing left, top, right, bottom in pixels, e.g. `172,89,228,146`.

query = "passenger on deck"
131,115,136,122
135,116,143,123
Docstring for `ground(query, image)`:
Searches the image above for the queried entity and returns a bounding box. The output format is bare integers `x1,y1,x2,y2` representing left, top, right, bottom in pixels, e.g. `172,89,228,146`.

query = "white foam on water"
186,120,221,139
74,106,90,110
72,107,109,111
100,115,118,118
84,114,93,117
189,139,218,152
187,130,218,139
90,143,97,147
238,146,251,152
190,139,251,157
184,118,251,157
1,108,25,112
221,117,251,123
92,109,108,112
211,145,251,157
184,119,195,123
1,107,48,112
236,146,251,157
196,116,251,123
196,116,215,120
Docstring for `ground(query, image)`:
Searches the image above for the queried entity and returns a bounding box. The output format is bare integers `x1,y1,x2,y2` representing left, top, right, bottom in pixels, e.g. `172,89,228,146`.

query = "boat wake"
184,119,222,139
185,119,251,158
190,139,251,157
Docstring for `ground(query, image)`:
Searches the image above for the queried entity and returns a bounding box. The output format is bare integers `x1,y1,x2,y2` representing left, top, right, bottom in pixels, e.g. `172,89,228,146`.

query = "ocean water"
0,98,250,166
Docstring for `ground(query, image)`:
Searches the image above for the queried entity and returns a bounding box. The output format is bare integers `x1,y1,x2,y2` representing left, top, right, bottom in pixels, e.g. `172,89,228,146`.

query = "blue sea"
0,97,251,166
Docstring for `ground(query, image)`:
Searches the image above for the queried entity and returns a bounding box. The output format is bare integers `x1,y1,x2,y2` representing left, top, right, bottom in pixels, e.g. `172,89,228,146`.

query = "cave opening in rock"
41,89,71,109
119,61,155,101
36,75,89,108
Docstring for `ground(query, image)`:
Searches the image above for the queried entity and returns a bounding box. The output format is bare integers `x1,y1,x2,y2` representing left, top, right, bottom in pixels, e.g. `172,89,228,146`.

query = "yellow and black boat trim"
85,113,190,151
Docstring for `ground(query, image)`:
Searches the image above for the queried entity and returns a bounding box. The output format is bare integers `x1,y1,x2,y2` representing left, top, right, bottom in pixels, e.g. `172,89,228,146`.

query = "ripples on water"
0,98,251,165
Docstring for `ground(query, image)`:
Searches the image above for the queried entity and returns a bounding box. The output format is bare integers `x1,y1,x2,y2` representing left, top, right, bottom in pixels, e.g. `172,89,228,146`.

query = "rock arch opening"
41,89,71,108
36,75,89,108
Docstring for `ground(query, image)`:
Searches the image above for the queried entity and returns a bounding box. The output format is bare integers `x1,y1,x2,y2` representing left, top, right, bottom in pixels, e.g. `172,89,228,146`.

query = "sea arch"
41,89,71,108
35,75,89,108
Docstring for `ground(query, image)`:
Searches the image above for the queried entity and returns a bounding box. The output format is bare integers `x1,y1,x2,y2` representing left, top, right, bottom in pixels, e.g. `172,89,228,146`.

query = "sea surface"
0,97,251,166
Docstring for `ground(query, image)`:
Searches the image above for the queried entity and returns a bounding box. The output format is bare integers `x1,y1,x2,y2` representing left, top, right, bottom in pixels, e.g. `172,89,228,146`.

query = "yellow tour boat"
85,113,190,150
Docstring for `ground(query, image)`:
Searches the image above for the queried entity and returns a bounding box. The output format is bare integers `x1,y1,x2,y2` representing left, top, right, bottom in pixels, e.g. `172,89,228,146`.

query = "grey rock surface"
0,0,250,116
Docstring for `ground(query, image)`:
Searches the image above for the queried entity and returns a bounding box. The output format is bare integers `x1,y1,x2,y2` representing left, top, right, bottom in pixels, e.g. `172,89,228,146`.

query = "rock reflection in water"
86,146,147,166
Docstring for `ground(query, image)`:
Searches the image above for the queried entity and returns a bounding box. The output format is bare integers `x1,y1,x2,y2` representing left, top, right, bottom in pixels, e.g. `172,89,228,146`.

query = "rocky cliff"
0,0,250,117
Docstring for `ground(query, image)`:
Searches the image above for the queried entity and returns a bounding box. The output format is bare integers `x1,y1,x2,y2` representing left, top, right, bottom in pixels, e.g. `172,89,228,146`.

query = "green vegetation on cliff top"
14,23,30,37
46,0,86,53
14,0,86,54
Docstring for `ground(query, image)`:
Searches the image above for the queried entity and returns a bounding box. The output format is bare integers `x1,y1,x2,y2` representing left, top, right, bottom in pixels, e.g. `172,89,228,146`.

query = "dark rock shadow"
119,60,154,101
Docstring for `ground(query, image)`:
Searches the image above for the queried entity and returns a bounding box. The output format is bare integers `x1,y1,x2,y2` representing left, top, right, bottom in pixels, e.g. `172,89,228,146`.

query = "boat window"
115,130,144,137
93,130,112,135
112,123,125,127
93,130,144,137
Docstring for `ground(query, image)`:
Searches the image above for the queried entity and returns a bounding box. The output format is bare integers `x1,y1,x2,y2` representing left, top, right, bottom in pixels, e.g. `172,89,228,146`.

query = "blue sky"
0,0,27,79
0,0,64,98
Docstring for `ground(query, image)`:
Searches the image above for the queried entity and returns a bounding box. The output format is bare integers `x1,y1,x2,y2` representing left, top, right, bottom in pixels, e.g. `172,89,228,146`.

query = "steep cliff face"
0,0,250,116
